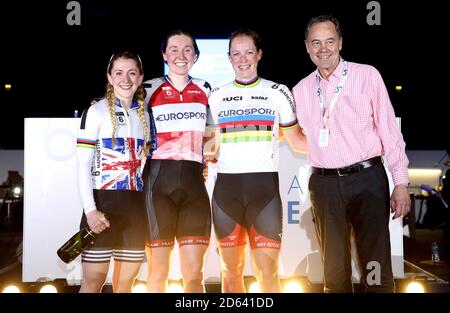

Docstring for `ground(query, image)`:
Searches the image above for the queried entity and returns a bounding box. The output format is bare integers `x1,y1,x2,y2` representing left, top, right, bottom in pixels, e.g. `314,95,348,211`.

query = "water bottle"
57,227,97,263
431,242,440,263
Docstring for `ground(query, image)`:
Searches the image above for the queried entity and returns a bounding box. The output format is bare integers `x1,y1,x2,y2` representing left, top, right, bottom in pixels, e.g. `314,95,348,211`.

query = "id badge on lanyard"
315,61,348,148
318,128,329,147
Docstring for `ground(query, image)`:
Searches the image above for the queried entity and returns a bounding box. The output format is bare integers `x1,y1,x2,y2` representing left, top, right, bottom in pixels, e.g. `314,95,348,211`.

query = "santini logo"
251,96,268,100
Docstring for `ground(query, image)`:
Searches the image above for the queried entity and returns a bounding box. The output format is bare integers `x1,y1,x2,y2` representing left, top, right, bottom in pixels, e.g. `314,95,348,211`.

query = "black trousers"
309,163,394,293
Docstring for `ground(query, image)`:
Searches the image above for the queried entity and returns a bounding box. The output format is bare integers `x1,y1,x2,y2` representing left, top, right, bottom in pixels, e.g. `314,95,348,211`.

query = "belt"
311,156,383,176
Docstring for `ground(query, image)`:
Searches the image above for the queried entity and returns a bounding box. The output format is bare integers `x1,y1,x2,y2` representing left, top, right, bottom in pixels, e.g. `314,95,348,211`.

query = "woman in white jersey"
77,51,155,292
207,29,307,292
142,30,212,293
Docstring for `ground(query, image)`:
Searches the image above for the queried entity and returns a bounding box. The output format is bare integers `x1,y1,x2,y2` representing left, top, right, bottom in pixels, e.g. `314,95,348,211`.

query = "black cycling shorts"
80,189,148,263
144,159,211,248
212,172,282,249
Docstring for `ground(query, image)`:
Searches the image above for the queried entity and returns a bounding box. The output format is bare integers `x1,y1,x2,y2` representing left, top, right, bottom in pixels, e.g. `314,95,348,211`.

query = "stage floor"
1,229,449,293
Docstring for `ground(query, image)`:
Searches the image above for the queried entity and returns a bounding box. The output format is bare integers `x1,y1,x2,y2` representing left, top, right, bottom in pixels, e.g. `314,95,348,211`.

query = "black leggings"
143,159,211,247
212,172,282,249
80,189,147,263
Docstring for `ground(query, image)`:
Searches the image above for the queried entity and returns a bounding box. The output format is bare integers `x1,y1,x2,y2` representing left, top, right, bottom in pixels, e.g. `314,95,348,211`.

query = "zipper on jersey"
165,75,190,102
118,105,132,140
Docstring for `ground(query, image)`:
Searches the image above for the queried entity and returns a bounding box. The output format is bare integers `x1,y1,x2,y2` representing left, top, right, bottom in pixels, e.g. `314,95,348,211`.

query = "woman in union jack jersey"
76,51,156,292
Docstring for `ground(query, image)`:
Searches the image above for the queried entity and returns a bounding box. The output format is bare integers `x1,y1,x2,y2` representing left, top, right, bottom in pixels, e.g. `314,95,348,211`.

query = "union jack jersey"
144,76,211,163
77,98,154,213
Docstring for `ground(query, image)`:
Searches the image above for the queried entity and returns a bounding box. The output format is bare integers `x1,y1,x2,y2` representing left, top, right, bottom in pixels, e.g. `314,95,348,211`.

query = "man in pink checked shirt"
292,15,411,293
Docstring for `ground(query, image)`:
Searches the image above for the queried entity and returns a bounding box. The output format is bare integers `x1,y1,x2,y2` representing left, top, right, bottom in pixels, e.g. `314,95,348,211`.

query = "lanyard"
315,61,348,128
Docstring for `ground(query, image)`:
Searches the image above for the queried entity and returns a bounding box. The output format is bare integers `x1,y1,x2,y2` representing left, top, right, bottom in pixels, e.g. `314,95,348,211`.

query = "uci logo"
223,96,243,102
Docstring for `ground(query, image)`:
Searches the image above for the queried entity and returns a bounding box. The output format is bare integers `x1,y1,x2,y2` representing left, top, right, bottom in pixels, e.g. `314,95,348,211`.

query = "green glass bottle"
57,227,97,263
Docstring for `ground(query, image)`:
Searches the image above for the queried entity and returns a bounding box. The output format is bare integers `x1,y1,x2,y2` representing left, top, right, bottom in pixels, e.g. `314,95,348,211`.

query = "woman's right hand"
203,157,217,181
86,210,110,234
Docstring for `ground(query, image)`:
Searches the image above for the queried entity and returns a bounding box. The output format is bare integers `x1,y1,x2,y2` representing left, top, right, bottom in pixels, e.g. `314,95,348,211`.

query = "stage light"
39,284,58,293
409,169,442,176
248,282,261,293
13,186,21,197
167,281,184,293
283,281,304,293
405,281,425,293
408,168,443,194
132,283,147,293
2,285,21,293
395,85,402,92
4,83,12,91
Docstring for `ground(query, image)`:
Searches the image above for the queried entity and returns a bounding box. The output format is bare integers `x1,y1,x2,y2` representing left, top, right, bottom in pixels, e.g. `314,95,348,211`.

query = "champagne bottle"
57,227,97,263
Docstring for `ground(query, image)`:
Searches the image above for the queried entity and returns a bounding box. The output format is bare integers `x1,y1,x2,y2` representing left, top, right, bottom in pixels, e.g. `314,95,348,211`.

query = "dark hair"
228,29,262,54
160,30,200,61
304,15,342,40
107,51,143,75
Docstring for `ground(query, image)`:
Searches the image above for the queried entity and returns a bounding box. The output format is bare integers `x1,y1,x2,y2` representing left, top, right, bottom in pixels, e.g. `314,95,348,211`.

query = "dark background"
0,0,446,150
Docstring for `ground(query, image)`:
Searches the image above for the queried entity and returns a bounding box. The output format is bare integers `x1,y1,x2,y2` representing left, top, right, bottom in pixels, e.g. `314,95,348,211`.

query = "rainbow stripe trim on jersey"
279,119,299,130
77,138,96,149
233,77,261,88
221,130,272,143
218,115,275,143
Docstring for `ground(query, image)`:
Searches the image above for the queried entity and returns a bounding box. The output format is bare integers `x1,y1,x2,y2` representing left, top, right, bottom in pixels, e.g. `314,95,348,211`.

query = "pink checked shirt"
292,60,409,186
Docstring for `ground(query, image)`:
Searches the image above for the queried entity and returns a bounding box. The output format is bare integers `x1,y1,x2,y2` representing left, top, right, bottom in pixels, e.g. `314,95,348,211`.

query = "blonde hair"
135,85,150,159
106,52,149,160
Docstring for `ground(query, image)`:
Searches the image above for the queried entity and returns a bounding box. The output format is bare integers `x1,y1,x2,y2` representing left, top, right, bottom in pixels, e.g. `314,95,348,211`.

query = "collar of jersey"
233,77,260,88
115,98,139,110
164,74,192,87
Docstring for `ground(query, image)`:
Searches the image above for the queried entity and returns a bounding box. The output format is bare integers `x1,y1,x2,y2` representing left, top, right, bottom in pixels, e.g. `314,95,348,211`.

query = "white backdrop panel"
23,118,403,284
